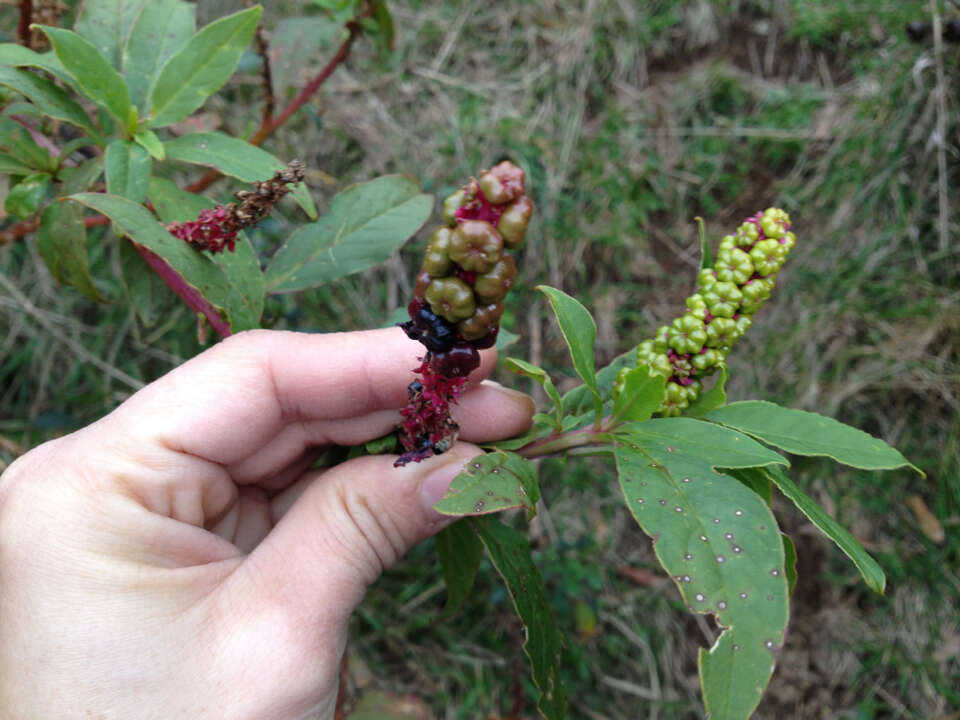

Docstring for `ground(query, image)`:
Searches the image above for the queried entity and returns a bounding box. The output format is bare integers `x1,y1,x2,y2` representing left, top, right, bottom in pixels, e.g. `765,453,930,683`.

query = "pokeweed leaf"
117,236,175,328
782,533,798,596
0,115,55,171
147,177,264,331
721,466,773,505
433,451,540,517
610,367,666,426
35,26,132,128
36,200,103,301
105,138,151,203
0,65,96,137
148,6,262,128
706,401,922,474
504,357,563,418
562,347,635,416
685,364,728,417
537,286,600,413
614,418,790,720
763,464,885,594
133,130,165,161
0,152,32,176
470,516,568,719
434,519,484,617
74,0,151,69
5,173,51,218
265,175,431,293
0,44,72,86
162,131,316,219
123,0,196,112
59,156,104,195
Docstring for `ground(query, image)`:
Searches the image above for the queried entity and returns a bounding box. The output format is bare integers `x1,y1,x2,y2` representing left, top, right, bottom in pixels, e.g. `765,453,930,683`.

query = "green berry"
497,196,533,249
692,348,722,372
760,207,790,240
474,255,517,303
702,281,743,318
668,314,707,354
749,239,784,277
442,189,468,227
719,234,737,252
715,247,754,285
458,301,505,341
780,231,796,252
425,277,476,322
450,220,503,272
697,268,718,291
423,227,454,276
735,315,753,336
737,221,760,244
705,317,739,348
652,326,670,353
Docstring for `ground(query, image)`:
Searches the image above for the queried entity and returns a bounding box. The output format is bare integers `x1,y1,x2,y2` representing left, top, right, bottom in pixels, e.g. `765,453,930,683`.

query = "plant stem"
17,0,32,48
515,424,612,460
1,213,109,246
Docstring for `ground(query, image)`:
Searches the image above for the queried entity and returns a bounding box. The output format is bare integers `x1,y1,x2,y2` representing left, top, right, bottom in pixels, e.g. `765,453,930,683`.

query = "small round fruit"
457,302,504,341
430,342,480,377
442,188,468,227
450,220,504,272
413,268,432,298
425,277,476,322
497,196,533,249
478,161,525,204
474,255,517,303
423,227,454,276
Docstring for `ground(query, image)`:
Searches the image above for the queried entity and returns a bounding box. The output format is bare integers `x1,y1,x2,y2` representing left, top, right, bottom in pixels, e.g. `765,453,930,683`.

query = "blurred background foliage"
1,0,958,717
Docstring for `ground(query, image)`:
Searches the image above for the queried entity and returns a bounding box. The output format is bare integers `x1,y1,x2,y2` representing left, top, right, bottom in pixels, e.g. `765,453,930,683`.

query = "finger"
228,444,480,632
101,328,499,467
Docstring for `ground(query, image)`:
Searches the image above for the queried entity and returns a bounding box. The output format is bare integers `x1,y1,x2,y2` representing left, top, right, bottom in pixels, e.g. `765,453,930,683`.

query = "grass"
2,0,959,717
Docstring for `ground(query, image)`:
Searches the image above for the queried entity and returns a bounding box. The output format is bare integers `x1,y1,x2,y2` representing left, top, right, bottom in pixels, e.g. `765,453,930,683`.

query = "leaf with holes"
470,516,568,720
614,418,790,720
265,175,431,292
433,451,540,517
706,401,922,474
434,519,484,617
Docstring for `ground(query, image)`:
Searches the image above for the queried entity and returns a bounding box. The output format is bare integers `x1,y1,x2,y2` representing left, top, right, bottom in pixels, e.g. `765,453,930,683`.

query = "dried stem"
930,0,950,252
246,0,274,126
17,0,32,47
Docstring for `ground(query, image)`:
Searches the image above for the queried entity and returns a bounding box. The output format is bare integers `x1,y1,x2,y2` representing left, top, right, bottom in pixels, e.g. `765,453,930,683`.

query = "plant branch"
246,0,274,127
0,213,109,245
186,23,361,194
17,0,32,47
515,424,612,460
131,242,232,339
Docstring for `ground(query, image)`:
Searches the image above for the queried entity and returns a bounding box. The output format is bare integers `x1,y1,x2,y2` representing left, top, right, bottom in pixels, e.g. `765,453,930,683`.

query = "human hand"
0,328,534,719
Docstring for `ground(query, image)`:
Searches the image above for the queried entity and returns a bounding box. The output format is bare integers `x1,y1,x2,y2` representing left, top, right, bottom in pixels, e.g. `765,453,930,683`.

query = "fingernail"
420,455,467,516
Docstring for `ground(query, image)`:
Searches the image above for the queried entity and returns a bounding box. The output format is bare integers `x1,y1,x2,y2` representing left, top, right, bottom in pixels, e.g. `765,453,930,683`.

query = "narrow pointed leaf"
59,156,104,195
537,286,600,406
162,131,315,218
123,0,196,112
5,173,51,218
0,153,32,176
0,44,73,86
36,26,132,128
133,130,165,161
74,0,151,69
148,6,262,128
614,419,789,720
781,533,798,596
434,520,484,617
504,357,563,416
562,347,636,415
707,401,922,474
685,364,728,417
0,66,96,137
470,516,568,720
105,139,151,203
266,175,431,292
36,200,103,301
764,464,885,594
433,451,540,517
0,116,55,171
610,368,666,425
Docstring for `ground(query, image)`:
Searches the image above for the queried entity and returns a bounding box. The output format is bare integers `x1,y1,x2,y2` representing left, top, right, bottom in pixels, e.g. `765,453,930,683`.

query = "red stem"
132,242,232,339
18,0,32,47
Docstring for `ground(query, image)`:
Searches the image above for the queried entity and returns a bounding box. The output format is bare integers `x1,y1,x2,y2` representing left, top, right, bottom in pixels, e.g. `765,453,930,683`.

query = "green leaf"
614,419,790,720
470,516,568,720
0,152,32,176
162,131,315,218
685,364,728,417
434,519,484,617
117,237,174,327
105,139,151,203
0,44,73,86
268,16,346,101
133,129,165,161
504,356,563,421
764,464,885,594
610,367,666,425
36,200,103,301
74,0,151,69
35,25,132,129
266,175,432,292
781,533,798,596
537,286,599,405
123,0,195,112
562,347,636,416
59,156,104,195
433,451,540,517
706,401,922,474
0,116,54,171
369,0,395,53
5,172,51,218
147,177,264,331
69,192,241,329
148,6,262,128
0,65,96,137
722,466,773,505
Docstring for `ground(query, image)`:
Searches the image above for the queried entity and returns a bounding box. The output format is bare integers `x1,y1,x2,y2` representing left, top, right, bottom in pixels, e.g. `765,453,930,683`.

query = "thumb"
237,443,477,623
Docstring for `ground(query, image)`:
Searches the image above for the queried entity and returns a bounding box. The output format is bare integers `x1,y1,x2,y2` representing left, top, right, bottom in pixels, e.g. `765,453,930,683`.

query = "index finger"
103,328,499,465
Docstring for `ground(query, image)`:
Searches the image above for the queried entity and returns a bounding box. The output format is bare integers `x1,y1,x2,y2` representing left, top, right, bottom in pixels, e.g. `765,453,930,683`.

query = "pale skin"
0,328,534,719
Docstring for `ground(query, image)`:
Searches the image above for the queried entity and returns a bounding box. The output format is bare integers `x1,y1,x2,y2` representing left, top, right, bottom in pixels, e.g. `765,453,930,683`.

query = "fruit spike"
616,208,796,417
395,161,532,466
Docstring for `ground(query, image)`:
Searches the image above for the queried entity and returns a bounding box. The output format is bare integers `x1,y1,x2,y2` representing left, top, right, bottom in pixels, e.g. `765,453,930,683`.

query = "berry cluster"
396,161,532,466
621,208,795,416
167,160,305,254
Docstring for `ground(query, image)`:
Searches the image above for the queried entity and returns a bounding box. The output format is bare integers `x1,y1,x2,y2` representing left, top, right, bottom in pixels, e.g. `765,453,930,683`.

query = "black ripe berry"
430,342,480,377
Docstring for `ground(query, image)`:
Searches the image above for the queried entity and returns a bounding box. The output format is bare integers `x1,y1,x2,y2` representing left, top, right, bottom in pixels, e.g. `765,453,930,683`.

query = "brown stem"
18,0,32,47
186,24,360,194
0,213,108,245
132,242,232,339
255,23,274,126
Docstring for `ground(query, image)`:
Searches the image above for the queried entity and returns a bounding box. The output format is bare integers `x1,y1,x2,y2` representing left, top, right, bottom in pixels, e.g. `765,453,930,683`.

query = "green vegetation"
2,0,957,717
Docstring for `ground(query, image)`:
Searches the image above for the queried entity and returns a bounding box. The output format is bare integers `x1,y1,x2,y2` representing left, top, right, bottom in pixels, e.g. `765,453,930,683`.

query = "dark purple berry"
430,342,480,377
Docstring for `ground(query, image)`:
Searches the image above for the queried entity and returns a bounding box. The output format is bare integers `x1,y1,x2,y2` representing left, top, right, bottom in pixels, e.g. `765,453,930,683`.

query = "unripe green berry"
780,231,796,252
715,247,754,285
458,301,505,340
702,281,743,318
735,314,753,336
638,350,672,378
442,189,468,227
497,196,533,249
692,348,722,372
742,277,774,302
760,207,790,240
474,255,517,303
706,317,739,348
719,235,736,252
668,314,708,354
749,239,784,277
450,220,503,272
662,381,691,416
737,221,760,244
697,268,718,291
425,277,476,322
423,227,454,276
652,326,670,353
686,293,710,321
